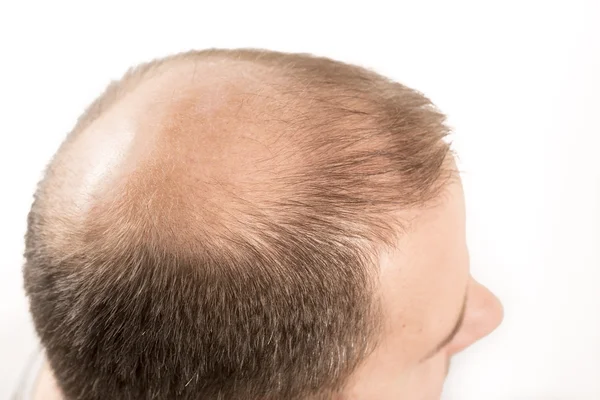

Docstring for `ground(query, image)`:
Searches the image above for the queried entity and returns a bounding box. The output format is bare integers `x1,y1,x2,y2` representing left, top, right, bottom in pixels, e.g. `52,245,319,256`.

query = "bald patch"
35,49,451,262
39,58,314,255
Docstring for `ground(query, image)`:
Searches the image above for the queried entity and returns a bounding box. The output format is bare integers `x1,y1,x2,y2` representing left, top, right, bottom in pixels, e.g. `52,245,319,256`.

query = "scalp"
37,56,312,256
33,48,452,266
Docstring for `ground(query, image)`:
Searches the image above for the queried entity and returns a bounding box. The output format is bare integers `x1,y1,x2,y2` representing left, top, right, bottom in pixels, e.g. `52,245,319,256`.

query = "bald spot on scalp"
37,51,451,266
39,59,313,256
38,55,393,263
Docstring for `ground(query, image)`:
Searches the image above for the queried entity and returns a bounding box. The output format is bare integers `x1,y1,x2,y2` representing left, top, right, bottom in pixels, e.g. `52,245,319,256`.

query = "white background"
0,1,598,399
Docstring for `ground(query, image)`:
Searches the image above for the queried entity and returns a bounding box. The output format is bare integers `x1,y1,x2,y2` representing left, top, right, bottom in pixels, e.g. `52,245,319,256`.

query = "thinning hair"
24,48,453,400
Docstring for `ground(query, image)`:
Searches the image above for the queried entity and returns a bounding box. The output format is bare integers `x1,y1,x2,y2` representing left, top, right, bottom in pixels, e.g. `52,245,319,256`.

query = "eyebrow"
421,293,468,361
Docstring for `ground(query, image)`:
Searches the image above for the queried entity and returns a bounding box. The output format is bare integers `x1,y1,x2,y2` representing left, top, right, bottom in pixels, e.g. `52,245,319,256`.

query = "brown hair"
24,49,452,400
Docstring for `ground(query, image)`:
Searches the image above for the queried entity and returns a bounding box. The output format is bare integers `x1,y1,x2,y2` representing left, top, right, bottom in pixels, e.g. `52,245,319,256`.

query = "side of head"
23,49,501,400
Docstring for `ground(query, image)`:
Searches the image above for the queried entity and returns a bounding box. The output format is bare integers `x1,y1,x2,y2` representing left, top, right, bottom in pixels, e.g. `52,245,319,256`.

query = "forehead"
376,178,469,365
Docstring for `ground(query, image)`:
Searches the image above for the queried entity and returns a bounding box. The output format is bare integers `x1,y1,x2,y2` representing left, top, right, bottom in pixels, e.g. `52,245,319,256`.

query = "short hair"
24,49,452,400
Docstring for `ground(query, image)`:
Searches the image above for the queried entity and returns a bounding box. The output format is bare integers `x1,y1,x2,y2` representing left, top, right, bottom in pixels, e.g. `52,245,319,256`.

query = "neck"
33,361,62,400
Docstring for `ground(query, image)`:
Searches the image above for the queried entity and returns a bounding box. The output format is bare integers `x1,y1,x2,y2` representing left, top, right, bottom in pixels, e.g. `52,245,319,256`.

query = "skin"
339,175,504,399
32,62,503,399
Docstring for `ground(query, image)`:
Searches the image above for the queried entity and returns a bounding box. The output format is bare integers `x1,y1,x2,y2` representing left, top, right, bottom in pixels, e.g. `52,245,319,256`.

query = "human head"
23,49,502,399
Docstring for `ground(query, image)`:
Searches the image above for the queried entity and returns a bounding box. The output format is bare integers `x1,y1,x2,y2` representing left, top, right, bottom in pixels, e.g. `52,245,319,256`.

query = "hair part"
24,48,453,400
